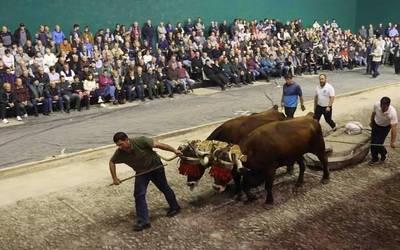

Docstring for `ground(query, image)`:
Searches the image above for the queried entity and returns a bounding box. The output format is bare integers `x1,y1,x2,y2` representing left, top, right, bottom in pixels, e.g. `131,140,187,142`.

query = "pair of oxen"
176,106,330,205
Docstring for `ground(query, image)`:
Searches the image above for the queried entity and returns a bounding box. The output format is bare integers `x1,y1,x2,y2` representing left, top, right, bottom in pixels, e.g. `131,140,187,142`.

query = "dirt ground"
0,84,400,249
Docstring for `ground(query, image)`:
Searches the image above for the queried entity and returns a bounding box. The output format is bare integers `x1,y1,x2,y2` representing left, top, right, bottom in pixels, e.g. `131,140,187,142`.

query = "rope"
324,139,397,148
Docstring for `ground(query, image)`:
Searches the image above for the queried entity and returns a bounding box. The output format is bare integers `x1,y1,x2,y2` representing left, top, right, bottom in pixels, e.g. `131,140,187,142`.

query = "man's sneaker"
368,160,379,166
23,114,28,118
332,127,337,132
133,222,151,232
98,97,104,104
166,207,181,217
100,103,106,108
2,119,9,124
16,116,22,121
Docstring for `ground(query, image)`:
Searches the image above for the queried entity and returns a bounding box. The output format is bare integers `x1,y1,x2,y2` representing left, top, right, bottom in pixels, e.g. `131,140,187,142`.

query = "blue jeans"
134,167,179,224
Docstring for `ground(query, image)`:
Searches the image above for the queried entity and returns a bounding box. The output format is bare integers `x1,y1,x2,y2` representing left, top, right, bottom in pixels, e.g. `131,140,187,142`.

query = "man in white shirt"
369,97,398,165
314,74,336,130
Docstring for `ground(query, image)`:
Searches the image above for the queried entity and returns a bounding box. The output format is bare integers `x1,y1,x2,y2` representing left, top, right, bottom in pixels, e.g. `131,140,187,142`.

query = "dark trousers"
371,61,380,77
284,106,297,118
394,57,400,74
314,105,336,129
134,167,179,224
370,122,391,161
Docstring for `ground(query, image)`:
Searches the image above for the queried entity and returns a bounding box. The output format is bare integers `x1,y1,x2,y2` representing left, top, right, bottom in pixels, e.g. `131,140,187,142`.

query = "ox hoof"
321,178,330,185
263,203,274,210
244,195,257,204
295,181,304,188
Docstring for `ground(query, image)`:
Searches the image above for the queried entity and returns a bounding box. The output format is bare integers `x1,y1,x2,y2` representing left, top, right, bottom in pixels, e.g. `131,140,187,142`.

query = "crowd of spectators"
1,17,399,124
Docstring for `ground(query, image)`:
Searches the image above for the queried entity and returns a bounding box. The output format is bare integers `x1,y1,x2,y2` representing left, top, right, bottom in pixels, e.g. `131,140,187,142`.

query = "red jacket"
15,86,30,102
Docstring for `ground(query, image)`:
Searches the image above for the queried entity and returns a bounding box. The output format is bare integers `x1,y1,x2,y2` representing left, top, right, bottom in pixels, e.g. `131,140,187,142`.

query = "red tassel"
209,166,233,183
179,161,202,177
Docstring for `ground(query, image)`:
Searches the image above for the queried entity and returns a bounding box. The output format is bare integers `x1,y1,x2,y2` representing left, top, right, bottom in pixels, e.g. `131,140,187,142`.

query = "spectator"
59,75,81,112
177,61,195,93
0,26,13,48
28,78,51,116
2,49,15,70
14,23,31,47
52,25,65,46
98,70,117,105
14,78,32,119
72,75,90,110
0,82,17,123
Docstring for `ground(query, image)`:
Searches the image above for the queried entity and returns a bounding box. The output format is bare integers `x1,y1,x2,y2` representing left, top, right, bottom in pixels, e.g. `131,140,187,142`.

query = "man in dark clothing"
28,79,51,116
135,66,146,101
48,81,64,112
232,57,252,85
35,67,50,87
15,78,32,118
110,132,182,231
391,37,400,74
144,67,159,99
72,75,90,110
142,20,154,46
167,62,184,95
59,75,81,112
0,83,18,123
203,59,228,90
190,51,203,81
221,57,241,86
14,23,32,47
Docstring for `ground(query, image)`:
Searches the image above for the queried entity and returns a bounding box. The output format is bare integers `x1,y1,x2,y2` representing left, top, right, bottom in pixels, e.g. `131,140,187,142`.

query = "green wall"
1,0,357,35
356,0,400,28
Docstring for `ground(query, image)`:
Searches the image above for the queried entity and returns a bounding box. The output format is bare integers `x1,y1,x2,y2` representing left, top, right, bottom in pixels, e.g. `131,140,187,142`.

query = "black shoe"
368,159,379,166
166,207,181,217
43,112,50,116
160,95,165,98
168,94,174,98
380,155,386,163
221,86,226,91
113,100,118,105
133,222,151,232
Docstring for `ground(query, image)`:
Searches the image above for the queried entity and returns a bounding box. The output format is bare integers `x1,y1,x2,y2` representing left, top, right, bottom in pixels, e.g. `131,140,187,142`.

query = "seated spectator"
14,78,32,120
60,63,75,82
134,66,146,101
72,75,90,110
232,57,252,85
220,57,241,87
83,73,98,104
43,48,57,73
0,26,13,48
177,62,195,93
2,67,16,85
167,62,185,94
2,49,15,71
35,67,50,86
97,70,117,105
203,59,229,90
48,66,60,85
28,79,51,116
59,75,81,112
156,67,171,98
144,67,159,99
0,82,17,123
48,81,63,112
191,51,203,81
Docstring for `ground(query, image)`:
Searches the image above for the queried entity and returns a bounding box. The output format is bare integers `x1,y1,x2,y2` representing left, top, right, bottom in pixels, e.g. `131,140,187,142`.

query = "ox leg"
317,151,330,184
295,158,305,187
286,164,294,175
232,169,243,201
265,168,276,205
242,172,257,203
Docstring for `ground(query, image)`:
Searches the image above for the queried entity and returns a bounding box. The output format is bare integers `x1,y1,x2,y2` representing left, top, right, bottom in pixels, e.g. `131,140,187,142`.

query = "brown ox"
181,106,286,192
211,113,330,205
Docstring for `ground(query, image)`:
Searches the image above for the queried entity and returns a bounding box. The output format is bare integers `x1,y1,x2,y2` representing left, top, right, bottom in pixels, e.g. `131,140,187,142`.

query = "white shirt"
374,103,398,127
315,83,335,107
2,54,15,69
